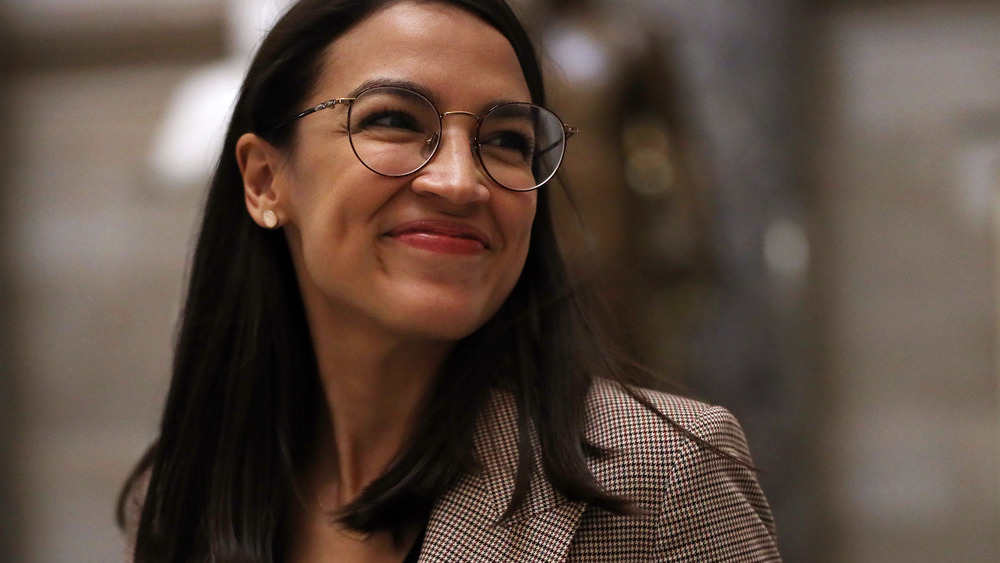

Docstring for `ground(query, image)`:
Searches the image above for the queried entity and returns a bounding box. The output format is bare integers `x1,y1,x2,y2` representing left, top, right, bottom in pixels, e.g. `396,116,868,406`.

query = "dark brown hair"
119,0,697,560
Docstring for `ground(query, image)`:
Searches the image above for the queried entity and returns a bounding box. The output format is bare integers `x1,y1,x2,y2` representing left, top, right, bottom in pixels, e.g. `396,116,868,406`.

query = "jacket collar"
419,391,587,561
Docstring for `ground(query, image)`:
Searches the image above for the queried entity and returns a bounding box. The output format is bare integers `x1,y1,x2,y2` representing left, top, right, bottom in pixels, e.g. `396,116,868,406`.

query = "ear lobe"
236,132,285,227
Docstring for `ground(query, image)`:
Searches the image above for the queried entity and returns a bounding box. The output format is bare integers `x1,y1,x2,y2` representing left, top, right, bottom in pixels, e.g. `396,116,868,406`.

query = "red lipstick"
386,220,490,255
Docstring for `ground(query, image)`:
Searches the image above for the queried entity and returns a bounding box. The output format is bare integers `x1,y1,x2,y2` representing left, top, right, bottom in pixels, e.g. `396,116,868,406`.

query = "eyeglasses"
269,86,578,192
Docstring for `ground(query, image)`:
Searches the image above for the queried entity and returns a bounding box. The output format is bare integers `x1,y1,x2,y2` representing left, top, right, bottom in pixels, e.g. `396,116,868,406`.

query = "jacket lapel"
419,391,586,561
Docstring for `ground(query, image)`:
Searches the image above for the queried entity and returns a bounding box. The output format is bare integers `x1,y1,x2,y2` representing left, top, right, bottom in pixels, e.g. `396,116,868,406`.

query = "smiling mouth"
385,220,490,255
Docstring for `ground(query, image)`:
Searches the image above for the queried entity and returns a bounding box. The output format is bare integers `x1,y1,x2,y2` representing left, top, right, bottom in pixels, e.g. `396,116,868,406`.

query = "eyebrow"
345,78,526,114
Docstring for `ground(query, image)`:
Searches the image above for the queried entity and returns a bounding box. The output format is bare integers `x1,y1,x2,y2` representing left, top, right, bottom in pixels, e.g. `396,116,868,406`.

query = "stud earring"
262,210,279,229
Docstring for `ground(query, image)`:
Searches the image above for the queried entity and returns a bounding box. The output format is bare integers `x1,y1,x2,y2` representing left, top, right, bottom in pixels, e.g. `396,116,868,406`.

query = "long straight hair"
120,0,701,560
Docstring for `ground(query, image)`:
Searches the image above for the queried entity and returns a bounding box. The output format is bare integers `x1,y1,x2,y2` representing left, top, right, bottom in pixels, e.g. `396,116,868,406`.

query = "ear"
236,132,287,228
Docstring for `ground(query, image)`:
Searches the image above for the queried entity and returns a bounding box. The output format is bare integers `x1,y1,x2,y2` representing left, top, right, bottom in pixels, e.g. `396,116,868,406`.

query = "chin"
394,300,501,343
385,279,515,340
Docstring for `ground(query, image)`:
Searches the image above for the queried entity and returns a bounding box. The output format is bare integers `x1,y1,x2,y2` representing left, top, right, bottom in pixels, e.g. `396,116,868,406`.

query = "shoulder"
584,378,747,458
585,378,707,423
581,379,781,560
582,378,762,502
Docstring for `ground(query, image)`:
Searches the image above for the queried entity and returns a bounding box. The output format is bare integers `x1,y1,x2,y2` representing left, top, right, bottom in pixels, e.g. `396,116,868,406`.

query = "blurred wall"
2,2,226,561
808,1,1000,561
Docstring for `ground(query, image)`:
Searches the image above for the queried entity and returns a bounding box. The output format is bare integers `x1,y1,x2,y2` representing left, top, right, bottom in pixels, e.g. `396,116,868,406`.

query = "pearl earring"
262,210,279,229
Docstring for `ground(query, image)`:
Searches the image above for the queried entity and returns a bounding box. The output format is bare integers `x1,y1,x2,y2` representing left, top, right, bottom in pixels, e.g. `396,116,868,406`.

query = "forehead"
311,1,531,105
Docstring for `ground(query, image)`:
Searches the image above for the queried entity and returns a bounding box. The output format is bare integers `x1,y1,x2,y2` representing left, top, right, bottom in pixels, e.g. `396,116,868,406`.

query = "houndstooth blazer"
420,380,781,562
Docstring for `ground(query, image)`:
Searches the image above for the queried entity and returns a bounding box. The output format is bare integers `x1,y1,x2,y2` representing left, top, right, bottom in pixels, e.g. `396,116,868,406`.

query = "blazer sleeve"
657,406,781,562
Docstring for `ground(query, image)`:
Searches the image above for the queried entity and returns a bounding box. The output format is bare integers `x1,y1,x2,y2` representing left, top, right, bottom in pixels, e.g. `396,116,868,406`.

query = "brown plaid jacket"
420,381,781,561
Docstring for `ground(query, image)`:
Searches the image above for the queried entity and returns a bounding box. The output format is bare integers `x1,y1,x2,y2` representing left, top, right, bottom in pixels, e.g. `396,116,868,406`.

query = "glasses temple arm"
266,98,355,136
535,125,578,159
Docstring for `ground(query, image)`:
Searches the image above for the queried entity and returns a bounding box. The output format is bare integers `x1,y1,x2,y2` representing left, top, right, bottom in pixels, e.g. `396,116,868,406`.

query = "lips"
385,220,491,255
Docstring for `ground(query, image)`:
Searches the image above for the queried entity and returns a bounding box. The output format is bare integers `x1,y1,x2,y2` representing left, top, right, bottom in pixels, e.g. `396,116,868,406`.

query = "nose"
409,116,491,206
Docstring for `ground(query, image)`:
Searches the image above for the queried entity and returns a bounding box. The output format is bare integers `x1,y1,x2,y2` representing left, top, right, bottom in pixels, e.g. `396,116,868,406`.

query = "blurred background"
0,0,997,561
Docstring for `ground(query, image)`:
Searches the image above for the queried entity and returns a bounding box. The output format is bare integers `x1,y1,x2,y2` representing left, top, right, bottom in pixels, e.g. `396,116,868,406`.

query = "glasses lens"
478,103,565,191
348,87,441,176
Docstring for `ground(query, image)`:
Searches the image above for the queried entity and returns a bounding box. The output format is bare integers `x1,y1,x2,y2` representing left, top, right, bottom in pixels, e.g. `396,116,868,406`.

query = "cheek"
497,194,537,288
508,194,537,254
281,152,362,243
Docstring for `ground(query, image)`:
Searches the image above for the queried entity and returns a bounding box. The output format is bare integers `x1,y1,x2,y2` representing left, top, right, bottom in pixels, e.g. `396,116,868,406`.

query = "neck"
305,314,453,509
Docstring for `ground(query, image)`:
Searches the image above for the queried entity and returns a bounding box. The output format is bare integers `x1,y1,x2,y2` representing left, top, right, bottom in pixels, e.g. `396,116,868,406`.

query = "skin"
236,2,537,560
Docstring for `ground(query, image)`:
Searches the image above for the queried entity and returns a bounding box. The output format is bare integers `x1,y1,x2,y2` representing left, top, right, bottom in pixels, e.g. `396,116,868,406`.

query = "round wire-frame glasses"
268,85,578,192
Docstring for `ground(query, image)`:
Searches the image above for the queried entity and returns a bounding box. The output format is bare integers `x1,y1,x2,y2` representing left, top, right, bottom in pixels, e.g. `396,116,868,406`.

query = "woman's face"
263,1,537,345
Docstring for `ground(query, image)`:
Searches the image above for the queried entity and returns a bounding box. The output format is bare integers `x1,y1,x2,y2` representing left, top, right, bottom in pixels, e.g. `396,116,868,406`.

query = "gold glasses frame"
268,85,578,192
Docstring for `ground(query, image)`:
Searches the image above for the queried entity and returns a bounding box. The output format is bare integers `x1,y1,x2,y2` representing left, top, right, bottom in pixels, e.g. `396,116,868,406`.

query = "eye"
480,129,535,159
353,109,424,133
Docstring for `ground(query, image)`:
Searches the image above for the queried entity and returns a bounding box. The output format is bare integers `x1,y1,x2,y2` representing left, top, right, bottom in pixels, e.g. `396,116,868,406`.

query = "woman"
120,0,780,561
